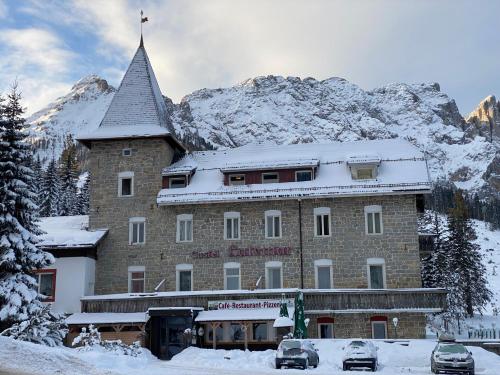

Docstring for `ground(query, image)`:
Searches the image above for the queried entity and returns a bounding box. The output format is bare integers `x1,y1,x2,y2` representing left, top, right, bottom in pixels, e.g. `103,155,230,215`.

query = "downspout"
298,199,304,289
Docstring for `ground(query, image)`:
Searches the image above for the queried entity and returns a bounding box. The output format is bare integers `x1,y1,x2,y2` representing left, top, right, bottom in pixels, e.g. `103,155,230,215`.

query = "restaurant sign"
192,245,293,259
208,299,294,310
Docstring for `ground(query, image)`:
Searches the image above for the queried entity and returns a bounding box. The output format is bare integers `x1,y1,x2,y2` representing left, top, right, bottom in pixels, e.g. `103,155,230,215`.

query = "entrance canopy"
195,308,294,322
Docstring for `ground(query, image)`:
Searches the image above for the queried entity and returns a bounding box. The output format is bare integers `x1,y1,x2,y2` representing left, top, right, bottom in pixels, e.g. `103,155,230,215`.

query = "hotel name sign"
191,245,293,259
208,299,294,310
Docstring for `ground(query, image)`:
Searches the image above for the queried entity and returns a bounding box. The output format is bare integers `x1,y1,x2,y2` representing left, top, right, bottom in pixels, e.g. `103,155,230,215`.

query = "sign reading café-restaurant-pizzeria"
192,245,293,259
208,299,294,310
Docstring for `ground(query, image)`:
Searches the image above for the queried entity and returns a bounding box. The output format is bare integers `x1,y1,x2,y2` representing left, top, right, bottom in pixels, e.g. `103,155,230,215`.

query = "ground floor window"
252,322,268,341
204,322,276,343
207,325,223,342
371,317,388,339
36,270,56,302
317,317,335,338
229,323,244,342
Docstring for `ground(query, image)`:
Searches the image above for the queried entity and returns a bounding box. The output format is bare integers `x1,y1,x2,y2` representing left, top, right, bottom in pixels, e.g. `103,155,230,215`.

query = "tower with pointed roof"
78,37,185,241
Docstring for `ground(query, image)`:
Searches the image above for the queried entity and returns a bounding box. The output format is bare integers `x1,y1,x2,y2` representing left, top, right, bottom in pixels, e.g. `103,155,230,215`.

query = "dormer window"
262,172,279,184
295,170,313,182
346,154,380,181
229,174,245,186
169,176,186,189
355,167,375,180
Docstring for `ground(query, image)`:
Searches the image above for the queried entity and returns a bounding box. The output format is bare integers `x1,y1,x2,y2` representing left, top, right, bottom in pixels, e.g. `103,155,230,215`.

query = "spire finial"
140,10,148,47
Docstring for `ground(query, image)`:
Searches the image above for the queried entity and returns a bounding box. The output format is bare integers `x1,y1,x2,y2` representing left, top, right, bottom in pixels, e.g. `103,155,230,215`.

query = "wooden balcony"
81,288,446,314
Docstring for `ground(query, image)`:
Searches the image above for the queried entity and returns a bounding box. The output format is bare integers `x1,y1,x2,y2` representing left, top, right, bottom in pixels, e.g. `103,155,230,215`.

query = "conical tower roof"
78,39,183,150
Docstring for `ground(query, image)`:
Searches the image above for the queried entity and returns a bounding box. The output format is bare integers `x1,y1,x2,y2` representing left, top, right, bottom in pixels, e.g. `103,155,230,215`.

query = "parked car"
275,339,319,370
431,340,475,375
342,340,378,371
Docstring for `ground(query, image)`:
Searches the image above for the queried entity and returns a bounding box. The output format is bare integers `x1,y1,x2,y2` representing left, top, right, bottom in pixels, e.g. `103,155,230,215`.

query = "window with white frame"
314,259,333,289
122,148,132,156
224,262,241,290
228,174,245,186
367,258,386,289
176,264,193,291
176,214,193,242
364,205,383,235
129,217,145,245
224,212,241,240
128,266,145,293
265,261,282,289
262,172,279,184
265,210,281,238
118,171,134,197
314,207,331,237
36,270,56,302
169,176,187,189
295,170,313,182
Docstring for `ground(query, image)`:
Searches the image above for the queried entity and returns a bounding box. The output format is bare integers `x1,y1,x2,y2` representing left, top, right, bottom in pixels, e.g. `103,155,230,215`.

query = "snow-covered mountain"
25,75,114,164
26,74,499,197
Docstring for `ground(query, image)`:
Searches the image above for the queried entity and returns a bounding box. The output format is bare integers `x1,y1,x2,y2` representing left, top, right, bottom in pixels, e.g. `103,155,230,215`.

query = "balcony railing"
81,288,447,314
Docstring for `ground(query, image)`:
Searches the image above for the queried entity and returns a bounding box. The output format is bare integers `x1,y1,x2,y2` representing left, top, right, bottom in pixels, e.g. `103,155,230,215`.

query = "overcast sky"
1,0,499,116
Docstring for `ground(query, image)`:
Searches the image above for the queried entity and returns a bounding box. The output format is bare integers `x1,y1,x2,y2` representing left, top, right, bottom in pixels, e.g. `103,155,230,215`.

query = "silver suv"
431,340,474,375
275,339,319,370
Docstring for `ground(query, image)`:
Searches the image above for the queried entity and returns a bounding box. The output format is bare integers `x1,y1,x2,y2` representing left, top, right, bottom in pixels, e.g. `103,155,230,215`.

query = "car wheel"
303,358,309,370
276,364,281,370
469,371,475,375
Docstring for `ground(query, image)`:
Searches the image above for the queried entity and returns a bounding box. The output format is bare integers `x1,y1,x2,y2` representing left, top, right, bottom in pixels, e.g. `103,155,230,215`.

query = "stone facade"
89,139,421,295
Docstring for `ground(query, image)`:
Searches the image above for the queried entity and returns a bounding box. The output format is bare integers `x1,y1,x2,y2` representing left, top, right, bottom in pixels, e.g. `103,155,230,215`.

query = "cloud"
0,27,76,115
6,0,500,114
0,0,7,19
66,0,500,113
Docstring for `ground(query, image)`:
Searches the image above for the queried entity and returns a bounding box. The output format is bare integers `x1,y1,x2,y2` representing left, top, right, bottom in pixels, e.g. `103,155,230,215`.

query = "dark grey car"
431,342,474,375
275,339,319,370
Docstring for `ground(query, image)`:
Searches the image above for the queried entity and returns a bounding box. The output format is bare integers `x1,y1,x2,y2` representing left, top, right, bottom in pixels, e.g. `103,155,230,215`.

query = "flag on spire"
141,10,148,23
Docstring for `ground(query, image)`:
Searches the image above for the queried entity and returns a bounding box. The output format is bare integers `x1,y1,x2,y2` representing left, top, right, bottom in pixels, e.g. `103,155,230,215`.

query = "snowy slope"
473,219,500,314
25,75,114,165
26,74,499,196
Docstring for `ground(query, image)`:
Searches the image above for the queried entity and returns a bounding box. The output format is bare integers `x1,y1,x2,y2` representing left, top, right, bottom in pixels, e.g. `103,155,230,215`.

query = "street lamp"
392,317,399,339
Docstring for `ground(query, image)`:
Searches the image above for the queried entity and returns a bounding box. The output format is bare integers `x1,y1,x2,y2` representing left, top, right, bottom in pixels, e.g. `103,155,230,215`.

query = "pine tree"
76,172,90,215
58,135,79,216
0,86,53,329
40,156,61,217
445,191,492,317
30,156,44,209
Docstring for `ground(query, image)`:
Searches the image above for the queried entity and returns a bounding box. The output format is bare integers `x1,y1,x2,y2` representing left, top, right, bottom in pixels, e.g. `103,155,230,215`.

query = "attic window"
122,148,132,156
169,176,187,189
357,168,374,179
229,174,245,186
262,172,279,184
296,170,312,182
351,166,377,180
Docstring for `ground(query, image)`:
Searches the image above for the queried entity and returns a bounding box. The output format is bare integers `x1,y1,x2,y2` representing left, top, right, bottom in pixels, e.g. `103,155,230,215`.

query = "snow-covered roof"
346,154,381,165
38,215,108,249
195,308,294,322
66,312,148,325
162,155,198,176
157,139,431,205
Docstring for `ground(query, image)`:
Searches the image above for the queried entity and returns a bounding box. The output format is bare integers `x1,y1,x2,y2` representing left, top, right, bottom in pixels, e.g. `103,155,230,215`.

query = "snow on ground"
1,336,500,375
473,219,500,315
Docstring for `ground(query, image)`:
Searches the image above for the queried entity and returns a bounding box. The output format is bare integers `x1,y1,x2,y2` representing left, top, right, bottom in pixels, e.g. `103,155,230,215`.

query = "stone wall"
87,137,422,295
307,313,427,339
